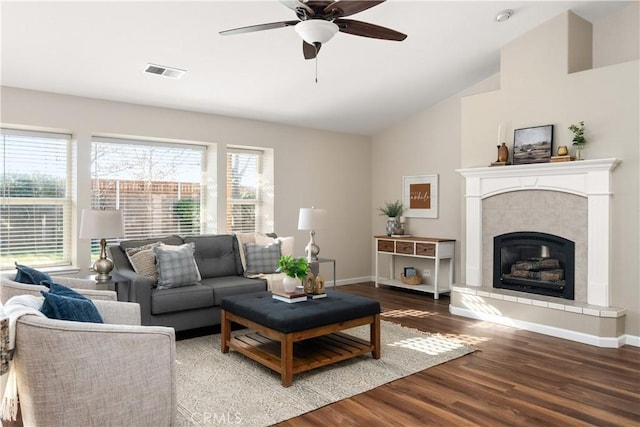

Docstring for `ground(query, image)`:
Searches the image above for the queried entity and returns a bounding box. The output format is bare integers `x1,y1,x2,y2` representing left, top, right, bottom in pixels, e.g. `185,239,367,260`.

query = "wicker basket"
400,274,422,285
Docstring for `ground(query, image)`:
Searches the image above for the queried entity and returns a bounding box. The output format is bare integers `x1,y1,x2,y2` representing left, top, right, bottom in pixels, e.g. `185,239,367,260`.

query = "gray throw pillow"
153,243,201,290
244,242,281,274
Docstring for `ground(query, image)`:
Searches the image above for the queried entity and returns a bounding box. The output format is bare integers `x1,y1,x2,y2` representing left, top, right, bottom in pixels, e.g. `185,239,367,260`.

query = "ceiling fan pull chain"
315,43,319,83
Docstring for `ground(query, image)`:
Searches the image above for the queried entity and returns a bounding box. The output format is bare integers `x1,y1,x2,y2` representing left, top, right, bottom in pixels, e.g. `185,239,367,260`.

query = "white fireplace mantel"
456,159,620,307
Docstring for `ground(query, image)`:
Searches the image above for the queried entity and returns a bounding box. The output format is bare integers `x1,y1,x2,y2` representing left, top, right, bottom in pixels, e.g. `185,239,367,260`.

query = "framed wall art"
402,174,438,218
512,125,554,165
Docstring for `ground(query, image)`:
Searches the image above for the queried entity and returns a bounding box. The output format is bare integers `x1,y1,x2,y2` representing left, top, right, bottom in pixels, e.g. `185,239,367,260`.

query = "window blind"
226,148,261,233
91,137,205,242
0,129,72,269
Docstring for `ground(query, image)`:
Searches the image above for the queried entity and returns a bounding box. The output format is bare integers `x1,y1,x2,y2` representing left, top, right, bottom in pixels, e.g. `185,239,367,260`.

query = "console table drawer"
395,242,414,255
416,243,436,257
377,240,395,252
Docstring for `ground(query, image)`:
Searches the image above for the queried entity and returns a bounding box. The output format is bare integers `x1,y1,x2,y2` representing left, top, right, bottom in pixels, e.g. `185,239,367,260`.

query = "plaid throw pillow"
244,242,281,275
153,243,201,289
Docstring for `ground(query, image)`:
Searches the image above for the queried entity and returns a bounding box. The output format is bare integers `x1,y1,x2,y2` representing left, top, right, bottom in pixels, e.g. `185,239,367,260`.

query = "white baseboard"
450,305,637,348
623,334,640,347
334,276,373,287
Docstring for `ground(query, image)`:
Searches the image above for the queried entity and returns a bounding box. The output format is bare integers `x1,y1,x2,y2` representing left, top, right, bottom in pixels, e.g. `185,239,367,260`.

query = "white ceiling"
0,1,631,136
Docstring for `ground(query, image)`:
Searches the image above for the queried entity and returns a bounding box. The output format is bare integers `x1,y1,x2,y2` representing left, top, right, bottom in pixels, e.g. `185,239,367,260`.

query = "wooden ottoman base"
221,310,381,387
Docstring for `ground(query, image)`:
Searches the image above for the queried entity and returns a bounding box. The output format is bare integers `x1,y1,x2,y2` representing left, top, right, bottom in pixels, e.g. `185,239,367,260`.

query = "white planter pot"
282,276,299,293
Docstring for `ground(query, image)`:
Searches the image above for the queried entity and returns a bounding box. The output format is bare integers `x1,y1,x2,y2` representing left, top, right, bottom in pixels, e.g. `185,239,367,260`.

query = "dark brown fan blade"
219,20,299,36
303,41,321,59
324,0,385,18
335,19,406,41
280,0,315,17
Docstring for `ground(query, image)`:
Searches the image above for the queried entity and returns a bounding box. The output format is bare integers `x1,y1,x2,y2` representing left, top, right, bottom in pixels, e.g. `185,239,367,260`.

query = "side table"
74,272,131,301
309,258,337,288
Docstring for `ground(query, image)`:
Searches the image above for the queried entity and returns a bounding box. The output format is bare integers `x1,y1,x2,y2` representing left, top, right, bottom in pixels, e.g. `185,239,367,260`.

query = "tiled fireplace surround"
452,159,625,347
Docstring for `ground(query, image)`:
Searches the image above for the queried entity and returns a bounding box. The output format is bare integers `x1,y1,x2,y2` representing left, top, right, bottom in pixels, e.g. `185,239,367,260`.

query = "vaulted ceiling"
0,1,630,135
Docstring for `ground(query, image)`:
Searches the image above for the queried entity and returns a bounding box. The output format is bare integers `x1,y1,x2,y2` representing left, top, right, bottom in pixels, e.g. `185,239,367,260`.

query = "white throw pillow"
255,234,294,257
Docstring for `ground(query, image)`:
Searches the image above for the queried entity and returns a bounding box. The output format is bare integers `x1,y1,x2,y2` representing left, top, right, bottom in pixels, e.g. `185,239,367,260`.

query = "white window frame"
0,128,72,269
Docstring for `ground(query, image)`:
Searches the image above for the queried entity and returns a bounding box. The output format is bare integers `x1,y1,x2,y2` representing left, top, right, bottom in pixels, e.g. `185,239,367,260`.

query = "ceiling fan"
219,0,407,60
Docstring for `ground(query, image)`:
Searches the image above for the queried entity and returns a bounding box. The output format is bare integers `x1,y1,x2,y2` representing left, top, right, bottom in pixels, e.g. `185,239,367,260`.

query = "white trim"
623,335,640,347
456,158,620,307
449,305,626,348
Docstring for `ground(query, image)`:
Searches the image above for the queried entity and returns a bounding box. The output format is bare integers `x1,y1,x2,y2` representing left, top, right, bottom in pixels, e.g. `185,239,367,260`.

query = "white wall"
0,87,372,283
371,5,639,337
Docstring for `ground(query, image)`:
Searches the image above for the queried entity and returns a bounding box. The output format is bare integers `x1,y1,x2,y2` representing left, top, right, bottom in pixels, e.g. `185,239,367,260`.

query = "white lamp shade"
79,209,125,239
295,20,339,45
298,208,327,230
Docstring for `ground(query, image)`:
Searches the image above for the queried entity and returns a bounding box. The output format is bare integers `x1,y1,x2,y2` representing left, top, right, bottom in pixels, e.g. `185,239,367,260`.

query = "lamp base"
92,257,114,282
305,230,320,262
305,243,319,263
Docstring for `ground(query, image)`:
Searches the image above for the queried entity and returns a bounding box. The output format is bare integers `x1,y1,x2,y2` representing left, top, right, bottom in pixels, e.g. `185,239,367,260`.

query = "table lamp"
79,209,125,281
298,207,327,263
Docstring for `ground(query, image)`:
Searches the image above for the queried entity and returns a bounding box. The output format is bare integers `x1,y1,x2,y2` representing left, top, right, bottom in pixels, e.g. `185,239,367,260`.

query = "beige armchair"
12,299,176,426
0,272,116,304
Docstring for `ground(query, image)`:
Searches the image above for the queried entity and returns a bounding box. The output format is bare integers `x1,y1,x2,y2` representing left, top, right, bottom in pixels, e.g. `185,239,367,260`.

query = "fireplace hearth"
494,231,575,300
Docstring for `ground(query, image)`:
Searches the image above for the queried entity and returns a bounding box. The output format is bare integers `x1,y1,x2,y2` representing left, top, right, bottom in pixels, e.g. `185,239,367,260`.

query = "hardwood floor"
276,283,640,427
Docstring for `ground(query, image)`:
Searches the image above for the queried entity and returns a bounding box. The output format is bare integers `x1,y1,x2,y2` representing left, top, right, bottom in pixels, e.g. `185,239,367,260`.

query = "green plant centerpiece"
568,121,586,160
377,200,405,236
277,255,310,293
377,200,405,218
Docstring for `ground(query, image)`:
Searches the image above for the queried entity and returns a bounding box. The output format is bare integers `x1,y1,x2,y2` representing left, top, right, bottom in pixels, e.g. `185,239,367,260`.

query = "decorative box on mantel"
454,159,626,347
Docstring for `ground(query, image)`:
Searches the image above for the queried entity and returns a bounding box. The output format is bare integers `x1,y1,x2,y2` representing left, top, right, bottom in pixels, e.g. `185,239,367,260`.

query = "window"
0,129,72,269
226,148,262,233
91,137,205,241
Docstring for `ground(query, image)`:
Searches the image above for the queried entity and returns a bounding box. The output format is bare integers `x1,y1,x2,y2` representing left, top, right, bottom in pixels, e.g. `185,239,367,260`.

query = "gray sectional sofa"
108,234,266,331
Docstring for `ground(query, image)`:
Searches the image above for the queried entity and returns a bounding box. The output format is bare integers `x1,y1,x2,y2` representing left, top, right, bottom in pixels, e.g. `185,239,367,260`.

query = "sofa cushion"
244,241,281,274
40,282,104,323
150,284,214,314
184,235,242,278
153,243,201,289
14,263,52,285
120,235,184,252
201,276,267,306
125,242,160,281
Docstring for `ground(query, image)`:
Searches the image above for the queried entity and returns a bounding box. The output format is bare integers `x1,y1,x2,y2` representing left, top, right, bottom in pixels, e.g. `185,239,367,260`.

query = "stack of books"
550,155,575,162
272,290,307,303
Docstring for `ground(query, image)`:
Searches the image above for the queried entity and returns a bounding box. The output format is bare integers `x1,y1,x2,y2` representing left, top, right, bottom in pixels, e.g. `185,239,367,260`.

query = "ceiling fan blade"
280,0,315,17
324,0,385,18
303,41,320,60
335,19,406,41
219,20,299,36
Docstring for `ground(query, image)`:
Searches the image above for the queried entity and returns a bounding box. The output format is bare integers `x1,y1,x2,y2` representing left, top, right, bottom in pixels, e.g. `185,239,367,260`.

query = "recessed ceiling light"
496,9,513,23
144,63,186,79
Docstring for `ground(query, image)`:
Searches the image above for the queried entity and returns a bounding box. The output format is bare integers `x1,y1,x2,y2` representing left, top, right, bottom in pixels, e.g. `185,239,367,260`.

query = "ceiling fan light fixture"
295,19,339,45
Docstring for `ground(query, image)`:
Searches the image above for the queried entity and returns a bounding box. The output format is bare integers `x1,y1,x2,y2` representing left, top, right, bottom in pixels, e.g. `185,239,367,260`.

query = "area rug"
175,320,474,427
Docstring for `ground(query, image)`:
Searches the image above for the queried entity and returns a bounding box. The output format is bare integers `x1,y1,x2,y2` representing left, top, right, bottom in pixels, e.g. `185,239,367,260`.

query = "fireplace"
494,231,575,300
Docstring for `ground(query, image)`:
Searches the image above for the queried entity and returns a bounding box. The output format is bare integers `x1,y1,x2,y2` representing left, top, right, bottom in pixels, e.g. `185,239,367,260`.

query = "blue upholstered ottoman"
220,290,381,386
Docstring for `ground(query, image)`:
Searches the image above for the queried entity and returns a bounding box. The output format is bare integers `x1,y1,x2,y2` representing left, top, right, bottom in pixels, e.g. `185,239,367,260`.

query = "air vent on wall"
144,63,186,79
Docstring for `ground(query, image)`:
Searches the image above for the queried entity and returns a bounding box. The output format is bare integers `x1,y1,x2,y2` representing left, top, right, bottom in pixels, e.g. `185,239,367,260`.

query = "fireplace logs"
494,232,575,300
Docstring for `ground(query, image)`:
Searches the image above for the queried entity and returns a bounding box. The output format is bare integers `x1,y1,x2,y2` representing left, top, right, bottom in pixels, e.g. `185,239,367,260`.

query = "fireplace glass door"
494,231,575,300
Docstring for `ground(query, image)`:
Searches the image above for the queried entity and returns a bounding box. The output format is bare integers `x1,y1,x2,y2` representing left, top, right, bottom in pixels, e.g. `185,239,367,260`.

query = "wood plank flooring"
276,283,640,427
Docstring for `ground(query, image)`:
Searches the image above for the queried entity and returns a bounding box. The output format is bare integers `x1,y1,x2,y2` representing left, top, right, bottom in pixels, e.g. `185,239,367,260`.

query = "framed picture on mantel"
513,125,553,165
402,174,438,218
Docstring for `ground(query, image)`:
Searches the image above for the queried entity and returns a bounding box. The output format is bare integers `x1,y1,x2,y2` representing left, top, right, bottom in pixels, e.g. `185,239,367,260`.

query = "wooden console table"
374,235,455,299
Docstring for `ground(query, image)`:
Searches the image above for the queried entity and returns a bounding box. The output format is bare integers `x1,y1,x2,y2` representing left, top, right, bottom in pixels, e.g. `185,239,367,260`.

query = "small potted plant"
568,121,586,160
377,200,405,236
277,255,310,293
